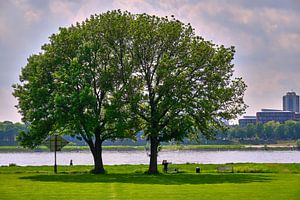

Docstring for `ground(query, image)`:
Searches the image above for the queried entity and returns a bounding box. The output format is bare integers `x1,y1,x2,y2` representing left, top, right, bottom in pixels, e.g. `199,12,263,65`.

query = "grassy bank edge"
1,163,300,174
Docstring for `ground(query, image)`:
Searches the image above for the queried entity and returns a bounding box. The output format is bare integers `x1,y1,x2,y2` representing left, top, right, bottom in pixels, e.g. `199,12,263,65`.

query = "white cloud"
70,0,111,24
0,17,8,43
49,0,76,22
12,0,43,23
0,88,21,122
113,0,155,13
24,8,42,23
278,33,300,51
47,0,113,25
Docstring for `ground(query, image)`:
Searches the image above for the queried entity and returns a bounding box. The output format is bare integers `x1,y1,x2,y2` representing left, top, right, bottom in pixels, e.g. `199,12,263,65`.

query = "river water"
0,151,300,166
0,150,299,166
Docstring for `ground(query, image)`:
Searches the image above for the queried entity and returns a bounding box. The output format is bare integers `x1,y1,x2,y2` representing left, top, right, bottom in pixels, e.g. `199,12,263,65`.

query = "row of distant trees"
2,120,300,146
0,121,27,145
219,120,300,141
0,121,147,146
0,121,26,132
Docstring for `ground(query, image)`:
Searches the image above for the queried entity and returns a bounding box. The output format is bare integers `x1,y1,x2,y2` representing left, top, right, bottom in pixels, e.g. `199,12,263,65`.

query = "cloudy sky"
1,0,300,123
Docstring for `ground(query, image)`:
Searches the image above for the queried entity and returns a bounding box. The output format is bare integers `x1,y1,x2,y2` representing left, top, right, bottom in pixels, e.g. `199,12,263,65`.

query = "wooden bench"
217,166,233,173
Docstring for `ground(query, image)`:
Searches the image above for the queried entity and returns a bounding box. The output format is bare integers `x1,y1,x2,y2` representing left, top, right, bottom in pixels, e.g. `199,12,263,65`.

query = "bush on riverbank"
296,140,300,150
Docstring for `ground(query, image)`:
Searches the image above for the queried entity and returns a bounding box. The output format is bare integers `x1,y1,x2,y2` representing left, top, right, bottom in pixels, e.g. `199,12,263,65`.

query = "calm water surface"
0,150,300,166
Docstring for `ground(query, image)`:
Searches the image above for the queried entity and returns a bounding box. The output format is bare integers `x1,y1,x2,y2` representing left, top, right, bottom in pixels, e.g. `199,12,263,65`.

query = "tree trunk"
148,136,159,174
88,132,105,174
91,140,105,174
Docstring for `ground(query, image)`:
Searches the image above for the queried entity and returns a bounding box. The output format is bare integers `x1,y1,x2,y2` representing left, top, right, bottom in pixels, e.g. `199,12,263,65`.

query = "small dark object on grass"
70,160,73,166
217,166,233,173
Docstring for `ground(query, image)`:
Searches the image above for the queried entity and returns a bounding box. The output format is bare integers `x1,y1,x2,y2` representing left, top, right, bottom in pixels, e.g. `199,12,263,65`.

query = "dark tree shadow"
20,173,274,185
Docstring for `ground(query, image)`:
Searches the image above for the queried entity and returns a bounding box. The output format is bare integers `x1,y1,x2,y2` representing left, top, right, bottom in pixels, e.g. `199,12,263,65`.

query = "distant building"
283,91,299,112
256,109,295,124
295,113,300,121
238,116,257,127
239,92,300,126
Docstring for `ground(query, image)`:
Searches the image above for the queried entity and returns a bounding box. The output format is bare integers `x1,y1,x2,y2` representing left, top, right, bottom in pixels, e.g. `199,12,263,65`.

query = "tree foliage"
13,11,136,173
123,14,246,173
13,10,246,174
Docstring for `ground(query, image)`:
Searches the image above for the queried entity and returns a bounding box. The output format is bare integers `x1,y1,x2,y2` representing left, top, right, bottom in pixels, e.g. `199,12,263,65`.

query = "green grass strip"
0,163,299,200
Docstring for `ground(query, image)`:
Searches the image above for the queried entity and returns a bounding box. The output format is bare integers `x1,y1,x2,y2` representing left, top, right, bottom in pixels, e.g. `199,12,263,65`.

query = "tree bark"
91,128,105,174
92,142,105,174
148,136,159,174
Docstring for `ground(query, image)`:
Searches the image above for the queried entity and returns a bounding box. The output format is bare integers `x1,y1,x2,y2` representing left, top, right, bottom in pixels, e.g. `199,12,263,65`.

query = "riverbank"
0,143,297,152
0,163,300,200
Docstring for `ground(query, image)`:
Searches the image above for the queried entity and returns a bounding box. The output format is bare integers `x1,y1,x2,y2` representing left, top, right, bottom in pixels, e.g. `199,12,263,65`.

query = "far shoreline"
0,144,298,153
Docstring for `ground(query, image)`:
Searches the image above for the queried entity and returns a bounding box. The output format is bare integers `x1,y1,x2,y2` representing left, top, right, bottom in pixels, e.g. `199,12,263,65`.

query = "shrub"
296,140,300,150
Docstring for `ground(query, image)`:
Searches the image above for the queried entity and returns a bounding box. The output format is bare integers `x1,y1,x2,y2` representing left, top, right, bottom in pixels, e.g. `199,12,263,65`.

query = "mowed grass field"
0,163,299,200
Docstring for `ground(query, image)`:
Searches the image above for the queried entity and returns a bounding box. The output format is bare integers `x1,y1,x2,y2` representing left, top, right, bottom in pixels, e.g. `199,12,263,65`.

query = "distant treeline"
1,120,300,146
0,121,27,145
220,120,300,141
0,121,146,146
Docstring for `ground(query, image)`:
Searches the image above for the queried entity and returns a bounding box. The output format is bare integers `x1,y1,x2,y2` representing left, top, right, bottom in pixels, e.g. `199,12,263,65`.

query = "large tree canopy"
125,14,246,173
13,11,137,173
13,10,246,174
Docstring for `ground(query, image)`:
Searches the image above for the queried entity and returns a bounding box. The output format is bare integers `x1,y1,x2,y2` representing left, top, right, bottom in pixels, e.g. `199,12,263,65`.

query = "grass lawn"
0,164,299,200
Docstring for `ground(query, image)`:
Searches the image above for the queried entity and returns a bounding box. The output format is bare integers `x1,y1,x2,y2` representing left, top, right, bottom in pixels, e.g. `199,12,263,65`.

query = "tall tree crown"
13,10,246,147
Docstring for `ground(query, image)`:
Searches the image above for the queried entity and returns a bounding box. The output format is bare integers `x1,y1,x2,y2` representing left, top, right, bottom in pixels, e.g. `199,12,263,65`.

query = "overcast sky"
1,0,300,123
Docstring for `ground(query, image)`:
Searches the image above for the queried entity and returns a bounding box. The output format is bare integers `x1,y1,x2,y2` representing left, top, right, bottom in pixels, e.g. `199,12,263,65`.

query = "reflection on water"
0,150,300,166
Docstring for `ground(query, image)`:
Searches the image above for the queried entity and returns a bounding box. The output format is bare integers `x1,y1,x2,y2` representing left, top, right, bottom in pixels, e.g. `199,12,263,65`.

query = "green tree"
245,124,257,139
13,11,246,174
284,120,300,140
255,123,264,139
125,14,246,173
263,121,279,140
275,123,285,140
0,121,27,134
13,11,136,174
296,139,300,150
0,121,27,145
